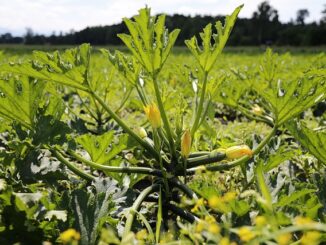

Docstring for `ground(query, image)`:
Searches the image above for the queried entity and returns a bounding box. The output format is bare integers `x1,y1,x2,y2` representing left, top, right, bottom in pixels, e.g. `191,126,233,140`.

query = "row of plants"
0,5,325,244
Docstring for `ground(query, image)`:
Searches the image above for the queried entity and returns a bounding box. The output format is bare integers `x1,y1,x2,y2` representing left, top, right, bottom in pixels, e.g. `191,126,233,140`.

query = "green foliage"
0,5,326,245
0,75,44,128
118,7,180,75
76,131,127,164
185,5,243,72
1,44,91,91
71,178,126,245
253,49,326,125
287,120,326,164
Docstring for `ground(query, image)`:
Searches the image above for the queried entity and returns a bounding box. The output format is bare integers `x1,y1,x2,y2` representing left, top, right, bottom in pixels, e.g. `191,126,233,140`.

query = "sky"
0,0,324,36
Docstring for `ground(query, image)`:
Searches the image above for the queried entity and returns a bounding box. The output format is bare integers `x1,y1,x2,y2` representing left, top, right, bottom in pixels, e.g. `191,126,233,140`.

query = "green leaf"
287,120,326,164
71,177,126,245
0,75,45,128
76,132,128,164
255,161,273,212
254,50,326,125
185,5,243,72
102,49,141,85
275,189,316,207
0,44,91,91
118,7,180,75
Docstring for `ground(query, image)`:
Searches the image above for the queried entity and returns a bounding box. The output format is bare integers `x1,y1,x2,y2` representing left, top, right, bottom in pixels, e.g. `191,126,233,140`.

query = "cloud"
0,0,323,35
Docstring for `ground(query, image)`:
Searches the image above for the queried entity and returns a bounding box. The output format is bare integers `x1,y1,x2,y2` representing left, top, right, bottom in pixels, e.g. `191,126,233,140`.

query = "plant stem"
90,90,160,162
123,184,160,237
238,105,274,127
167,203,198,223
66,149,163,177
169,178,198,201
152,75,177,160
191,71,208,139
187,126,277,173
186,151,226,168
51,149,95,181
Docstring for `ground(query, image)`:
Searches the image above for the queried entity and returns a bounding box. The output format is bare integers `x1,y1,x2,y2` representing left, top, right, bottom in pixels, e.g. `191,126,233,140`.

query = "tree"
252,1,280,44
296,9,309,25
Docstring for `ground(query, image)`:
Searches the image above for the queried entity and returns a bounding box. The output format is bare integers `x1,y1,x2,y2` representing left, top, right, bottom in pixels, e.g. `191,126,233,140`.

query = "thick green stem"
169,178,198,201
186,151,226,168
187,126,277,173
90,91,160,162
66,149,163,177
123,184,160,237
51,149,95,182
152,75,177,160
191,71,208,139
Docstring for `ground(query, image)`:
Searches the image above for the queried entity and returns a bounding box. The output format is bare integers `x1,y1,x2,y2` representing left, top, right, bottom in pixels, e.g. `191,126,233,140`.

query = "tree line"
1,1,326,46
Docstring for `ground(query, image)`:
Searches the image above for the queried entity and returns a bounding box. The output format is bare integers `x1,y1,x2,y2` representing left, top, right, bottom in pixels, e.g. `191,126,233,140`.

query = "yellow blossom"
238,227,255,242
255,216,267,227
220,237,231,245
136,229,148,240
294,216,314,225
208,223,221,234
59,228,80,244
277,233,292,245
223,192,237,202
204,215,216,224
301,231,320,245
181,129,191,158
225,145,253,159
144,103,161,128
191,198,205,212
195,220,205,233
208,196,220,209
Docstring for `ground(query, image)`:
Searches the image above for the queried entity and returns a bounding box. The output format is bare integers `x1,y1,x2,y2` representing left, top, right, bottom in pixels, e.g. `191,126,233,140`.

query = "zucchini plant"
0,5,326,244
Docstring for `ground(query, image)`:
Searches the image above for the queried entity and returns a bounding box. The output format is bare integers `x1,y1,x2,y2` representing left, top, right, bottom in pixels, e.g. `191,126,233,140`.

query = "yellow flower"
195,220,205,233
223,192,237,202
208,223,221,234
191,198,205,212
144,103,161,128
225,145,253,159
301,231,320,245
208,196,220,209
136,229,148,240
294,216,314,225
255,216,267,227
277,233,292,245
181,129,192,158
238,227,255,242
60,228,80,244
204,215,216,224
220,237,230,245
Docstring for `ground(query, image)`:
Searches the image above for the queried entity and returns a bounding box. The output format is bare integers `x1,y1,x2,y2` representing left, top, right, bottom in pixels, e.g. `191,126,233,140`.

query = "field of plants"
0,6,326,245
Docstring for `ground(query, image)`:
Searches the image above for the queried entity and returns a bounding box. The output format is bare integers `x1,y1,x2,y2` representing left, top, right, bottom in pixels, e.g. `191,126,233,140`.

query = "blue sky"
1,0,324,35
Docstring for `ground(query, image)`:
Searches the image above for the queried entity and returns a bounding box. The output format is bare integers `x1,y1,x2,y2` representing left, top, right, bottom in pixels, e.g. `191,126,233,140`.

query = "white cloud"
0,0,323,35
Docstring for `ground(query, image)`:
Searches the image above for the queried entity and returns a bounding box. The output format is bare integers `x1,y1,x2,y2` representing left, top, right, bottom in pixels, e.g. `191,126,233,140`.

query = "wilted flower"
181,129,191,157
144,103,162,128
225,145,253,159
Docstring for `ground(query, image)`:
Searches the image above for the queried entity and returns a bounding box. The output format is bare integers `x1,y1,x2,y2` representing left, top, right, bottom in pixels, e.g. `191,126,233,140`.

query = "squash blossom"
225,145,253,159
181,129,191,157
144,103,162,128
59,228,80,244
